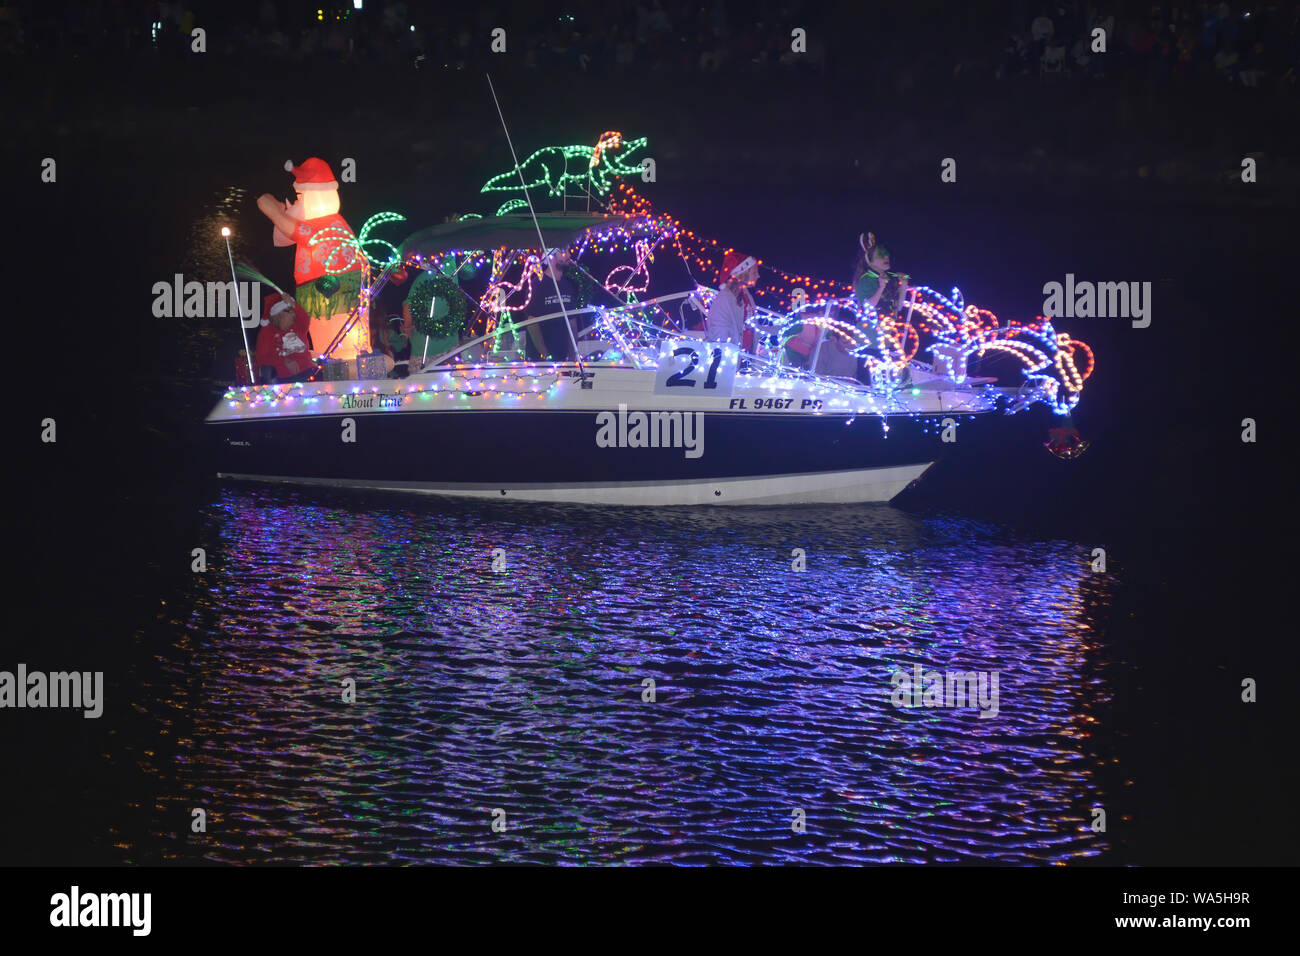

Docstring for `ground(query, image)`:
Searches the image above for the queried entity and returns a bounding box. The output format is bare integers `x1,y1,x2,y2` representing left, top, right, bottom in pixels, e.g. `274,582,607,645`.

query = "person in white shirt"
705,250,758,346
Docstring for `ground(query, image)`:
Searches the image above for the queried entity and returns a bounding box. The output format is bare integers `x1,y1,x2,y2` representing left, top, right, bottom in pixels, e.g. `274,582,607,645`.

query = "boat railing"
410,291,895,400
416,305,626,370
595,300,886,396
414,290,698,371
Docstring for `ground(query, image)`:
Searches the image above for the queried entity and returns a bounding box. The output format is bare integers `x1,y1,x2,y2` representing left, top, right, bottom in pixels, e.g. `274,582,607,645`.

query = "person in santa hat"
706,250,758,348
255,291,316,384
256,158,368,360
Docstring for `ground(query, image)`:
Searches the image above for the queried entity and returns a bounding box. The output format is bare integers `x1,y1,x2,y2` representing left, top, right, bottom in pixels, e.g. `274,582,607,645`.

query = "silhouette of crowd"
2,0,827,72
3,0,1292,94
998,2,1297,88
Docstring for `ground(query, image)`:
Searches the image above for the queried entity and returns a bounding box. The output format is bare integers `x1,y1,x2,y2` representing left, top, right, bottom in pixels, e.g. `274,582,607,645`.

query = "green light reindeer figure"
481,131,649,216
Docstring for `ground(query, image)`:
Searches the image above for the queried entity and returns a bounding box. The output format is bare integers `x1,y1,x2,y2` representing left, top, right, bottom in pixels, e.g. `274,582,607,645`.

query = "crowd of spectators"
1,0,828,73
2,0,1296,94
998,2,1298,88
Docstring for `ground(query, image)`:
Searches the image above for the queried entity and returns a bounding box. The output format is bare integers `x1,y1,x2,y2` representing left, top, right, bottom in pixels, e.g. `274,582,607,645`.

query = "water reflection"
128,485,1113,864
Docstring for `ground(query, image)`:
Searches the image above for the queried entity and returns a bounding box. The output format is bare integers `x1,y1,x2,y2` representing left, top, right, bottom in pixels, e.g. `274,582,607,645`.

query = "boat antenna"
485,73,588,384
221,227,256,383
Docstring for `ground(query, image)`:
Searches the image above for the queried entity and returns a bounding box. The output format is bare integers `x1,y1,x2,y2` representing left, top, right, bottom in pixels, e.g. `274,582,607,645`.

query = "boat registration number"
728,397,823,410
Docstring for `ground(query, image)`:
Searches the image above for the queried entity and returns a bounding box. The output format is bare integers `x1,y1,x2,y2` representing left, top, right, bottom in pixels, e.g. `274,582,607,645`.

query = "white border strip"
216,463,933,506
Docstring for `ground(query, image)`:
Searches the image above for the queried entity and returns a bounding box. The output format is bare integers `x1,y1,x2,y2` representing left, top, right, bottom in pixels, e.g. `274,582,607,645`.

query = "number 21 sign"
653,338,738,397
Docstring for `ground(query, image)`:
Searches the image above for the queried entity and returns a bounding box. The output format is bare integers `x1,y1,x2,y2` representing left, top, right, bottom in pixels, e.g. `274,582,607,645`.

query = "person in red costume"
255,292,316,383
256,157,368,359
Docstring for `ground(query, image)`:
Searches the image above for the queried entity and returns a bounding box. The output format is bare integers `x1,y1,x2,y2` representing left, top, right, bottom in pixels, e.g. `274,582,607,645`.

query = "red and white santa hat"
284,157,338,191
261,291,295,325
720,250,757,282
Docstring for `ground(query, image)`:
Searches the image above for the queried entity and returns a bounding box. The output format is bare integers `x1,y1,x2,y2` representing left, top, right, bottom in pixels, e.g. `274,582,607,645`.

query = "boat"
206,141,1093,506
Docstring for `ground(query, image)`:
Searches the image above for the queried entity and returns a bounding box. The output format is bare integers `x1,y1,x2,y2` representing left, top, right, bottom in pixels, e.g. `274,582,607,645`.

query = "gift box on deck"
355,352,388,381
320,358,351,382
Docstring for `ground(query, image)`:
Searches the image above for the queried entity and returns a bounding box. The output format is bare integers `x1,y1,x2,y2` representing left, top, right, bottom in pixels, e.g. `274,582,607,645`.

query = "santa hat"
720,251,757,283
262,291,294,325
284,157,338,191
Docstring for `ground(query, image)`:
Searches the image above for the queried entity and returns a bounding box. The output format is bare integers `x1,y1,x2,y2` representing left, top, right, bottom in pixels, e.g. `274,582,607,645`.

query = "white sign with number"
653,338,738,397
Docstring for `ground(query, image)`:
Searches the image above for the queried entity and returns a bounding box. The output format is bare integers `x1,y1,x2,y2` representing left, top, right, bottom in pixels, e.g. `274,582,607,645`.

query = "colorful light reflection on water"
124,487,1114,864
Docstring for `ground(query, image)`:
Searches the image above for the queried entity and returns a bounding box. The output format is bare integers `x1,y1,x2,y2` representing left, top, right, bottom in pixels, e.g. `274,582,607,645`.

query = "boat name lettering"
340,394,404,410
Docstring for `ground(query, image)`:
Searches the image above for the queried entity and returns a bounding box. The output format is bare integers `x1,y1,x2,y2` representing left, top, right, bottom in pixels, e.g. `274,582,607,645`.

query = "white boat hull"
215,462,934,506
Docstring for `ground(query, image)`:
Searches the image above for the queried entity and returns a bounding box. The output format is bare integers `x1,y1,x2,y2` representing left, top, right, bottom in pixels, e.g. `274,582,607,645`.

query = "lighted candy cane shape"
604,239,653,295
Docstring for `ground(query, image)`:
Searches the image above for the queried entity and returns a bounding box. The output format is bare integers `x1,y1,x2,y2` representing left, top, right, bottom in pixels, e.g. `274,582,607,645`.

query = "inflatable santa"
256,158,368,360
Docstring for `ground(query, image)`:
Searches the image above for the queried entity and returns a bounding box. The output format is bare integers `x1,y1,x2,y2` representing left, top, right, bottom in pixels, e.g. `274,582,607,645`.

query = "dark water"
117,493,1112,864
5,87,1294,866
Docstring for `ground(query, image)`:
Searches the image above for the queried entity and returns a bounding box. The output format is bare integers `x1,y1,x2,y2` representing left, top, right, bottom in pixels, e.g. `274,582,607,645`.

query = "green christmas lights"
481,131,648,212
308,211,406,274
408,270,467,339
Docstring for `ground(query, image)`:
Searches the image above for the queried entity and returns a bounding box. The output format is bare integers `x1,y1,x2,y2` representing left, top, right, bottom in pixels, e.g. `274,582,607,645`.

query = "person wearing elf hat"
256,158,367,361
706,251,758,347
254,292,316,384
853,232,909,348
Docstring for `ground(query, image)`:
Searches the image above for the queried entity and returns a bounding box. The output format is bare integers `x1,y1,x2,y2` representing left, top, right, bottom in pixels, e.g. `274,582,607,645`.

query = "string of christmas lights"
480,131,649,215
280,158,1092,416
